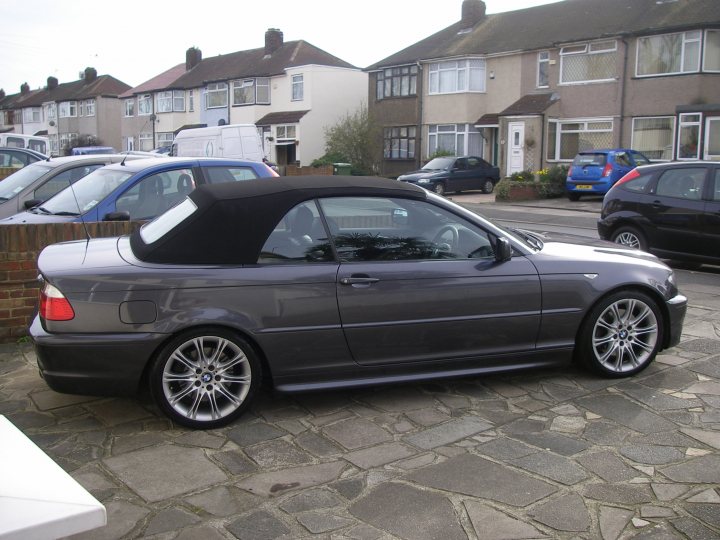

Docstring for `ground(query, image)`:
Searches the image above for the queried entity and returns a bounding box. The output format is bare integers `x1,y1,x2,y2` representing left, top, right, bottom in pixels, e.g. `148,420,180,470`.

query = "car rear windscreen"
573,154,606,167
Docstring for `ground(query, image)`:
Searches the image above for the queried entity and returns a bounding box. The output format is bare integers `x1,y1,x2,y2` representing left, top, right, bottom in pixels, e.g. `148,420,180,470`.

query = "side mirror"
495,237,512,262
104,211,130,222
23,199,42,209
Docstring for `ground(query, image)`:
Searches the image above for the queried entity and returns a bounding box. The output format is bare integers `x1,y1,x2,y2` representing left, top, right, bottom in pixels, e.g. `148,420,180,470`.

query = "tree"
323,103,382,175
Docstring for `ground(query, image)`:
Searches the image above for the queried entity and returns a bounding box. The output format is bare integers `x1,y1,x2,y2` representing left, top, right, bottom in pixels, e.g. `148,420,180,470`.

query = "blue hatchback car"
566,149,650,201
0,157,277,224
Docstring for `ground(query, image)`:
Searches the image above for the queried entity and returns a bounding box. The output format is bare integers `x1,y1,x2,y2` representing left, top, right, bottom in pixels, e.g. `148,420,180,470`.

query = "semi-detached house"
120,29,368,169
367,0,720,178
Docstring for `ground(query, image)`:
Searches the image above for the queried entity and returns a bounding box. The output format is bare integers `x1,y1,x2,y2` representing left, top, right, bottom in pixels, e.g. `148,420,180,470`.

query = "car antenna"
66,177,92,242
120,153,128,166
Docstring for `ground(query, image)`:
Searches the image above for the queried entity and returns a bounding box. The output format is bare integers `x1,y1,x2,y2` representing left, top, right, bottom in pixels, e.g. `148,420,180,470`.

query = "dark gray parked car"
31,176,687,429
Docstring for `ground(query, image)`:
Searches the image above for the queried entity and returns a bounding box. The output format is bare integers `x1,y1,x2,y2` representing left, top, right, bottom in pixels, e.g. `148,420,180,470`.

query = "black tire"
150,328,261,429
611,226,647,252
577,290,663,378
567,192,581,201
482,179,495,194
433,182,446,196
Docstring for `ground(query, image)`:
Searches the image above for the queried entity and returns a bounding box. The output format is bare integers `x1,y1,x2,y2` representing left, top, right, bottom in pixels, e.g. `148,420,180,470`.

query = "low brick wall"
0,222,141,342
285,165,333,176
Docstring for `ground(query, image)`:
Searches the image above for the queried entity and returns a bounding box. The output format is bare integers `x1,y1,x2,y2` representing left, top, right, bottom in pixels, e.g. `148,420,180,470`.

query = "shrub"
509,170,535,182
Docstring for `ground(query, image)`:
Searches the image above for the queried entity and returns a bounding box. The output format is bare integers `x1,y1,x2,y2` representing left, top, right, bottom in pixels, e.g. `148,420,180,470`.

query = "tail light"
567,166,574,177
614,168,640,188
39,281,75,321
602,163,613,177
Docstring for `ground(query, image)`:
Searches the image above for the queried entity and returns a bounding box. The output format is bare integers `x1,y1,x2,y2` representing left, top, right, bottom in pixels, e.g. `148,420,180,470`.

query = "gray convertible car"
31,176,687,429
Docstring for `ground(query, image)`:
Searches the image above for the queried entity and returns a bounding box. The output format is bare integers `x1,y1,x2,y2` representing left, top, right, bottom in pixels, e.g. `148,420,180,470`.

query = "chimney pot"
265,28,284,56
84,67,98,83
47,76,59,90
20,82,30,94
461,0,486,26
186,47,202,70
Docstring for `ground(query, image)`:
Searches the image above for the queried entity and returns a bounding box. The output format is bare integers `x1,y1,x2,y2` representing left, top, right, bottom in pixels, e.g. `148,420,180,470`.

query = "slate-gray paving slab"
660,454,720,483
322,418,393,450
529,493,590,532
402,415,492,449
578,394,677,433
349,482,467,540
407,453,557,506
225,510,290,540
465,501,547,539
509,451,590,485
577,451,639,482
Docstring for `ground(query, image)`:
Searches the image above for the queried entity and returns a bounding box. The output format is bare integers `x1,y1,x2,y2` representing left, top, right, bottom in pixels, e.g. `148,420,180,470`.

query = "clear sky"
0,0,562,94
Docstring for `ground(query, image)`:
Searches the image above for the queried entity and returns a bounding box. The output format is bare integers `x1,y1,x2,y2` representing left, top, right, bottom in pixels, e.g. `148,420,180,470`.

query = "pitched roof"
120,64,187,98
170,41,356,89
367,0,720,69
2,75,131,108
499,92,559,116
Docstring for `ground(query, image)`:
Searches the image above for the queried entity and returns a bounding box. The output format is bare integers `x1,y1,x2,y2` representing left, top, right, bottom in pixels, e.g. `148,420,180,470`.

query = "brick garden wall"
0,222,141,342
285,165,333,176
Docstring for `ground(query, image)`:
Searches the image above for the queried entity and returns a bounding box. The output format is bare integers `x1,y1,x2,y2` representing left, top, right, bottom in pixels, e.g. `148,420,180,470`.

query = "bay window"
59,101,77,118
157,91,185,113
547,119,614,161
428,124,483,157
704,30,720,72
232,78,270,105
376,66,418,100
384,126,417,159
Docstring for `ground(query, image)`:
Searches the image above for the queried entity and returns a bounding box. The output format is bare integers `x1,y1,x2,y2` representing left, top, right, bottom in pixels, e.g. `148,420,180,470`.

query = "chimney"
84,67,98,83
186,47,202,70
265,28,284,56
47,76,59,90
20,83,30,94
461,0,486,26
0,89,5,100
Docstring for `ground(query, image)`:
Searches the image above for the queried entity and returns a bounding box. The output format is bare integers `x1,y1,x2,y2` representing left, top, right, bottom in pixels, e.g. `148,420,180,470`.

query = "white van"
0,133,49,155
172,124,264,163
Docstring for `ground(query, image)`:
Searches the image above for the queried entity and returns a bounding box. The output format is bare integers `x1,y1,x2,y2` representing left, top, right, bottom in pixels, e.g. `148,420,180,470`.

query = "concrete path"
1,197,719,539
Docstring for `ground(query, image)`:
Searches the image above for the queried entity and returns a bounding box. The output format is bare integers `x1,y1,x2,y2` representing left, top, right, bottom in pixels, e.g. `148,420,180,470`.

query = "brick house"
366,0,720,178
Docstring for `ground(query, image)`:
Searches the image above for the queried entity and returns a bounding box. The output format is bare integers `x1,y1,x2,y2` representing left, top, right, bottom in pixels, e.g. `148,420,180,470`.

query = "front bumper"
665,294,687,350
30,316,168,396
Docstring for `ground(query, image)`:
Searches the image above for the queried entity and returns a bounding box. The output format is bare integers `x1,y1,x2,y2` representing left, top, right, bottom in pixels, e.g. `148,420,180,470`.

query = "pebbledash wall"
0,222,141,342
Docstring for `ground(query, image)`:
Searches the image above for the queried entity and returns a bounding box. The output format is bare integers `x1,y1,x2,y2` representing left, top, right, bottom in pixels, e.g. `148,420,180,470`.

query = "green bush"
509,170,535,182
535,165,568,198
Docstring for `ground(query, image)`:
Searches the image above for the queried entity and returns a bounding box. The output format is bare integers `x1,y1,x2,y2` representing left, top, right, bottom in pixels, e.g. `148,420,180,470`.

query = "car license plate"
576,184,593,190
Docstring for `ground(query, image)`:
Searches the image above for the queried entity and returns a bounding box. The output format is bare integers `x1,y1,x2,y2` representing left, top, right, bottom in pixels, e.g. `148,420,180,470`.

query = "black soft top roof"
130,175,427,265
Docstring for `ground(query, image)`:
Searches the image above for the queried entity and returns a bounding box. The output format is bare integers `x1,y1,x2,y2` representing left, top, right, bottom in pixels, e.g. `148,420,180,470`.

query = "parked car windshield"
33,168,132,216
422,157,454,171
0,162,52,201
573,153,606,167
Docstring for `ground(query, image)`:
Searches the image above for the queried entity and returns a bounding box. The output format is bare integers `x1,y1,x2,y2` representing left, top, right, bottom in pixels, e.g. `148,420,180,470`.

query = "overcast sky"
0,0,562,94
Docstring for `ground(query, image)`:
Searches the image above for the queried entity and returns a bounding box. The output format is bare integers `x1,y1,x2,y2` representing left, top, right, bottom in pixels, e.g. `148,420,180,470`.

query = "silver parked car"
31,176,687,429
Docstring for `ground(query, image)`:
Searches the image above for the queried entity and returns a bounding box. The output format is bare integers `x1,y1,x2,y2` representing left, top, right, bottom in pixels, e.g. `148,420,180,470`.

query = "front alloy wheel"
482,179,495,194
579,291,662,377
150,329,261,429
433,182,446,196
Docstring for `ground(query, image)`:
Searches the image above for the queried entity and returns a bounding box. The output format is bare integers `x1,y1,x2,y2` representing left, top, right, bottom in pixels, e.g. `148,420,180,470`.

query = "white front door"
508,122,525,175
704,117,720,160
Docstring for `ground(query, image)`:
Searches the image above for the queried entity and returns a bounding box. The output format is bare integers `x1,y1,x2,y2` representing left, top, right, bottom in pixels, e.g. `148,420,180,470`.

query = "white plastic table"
0,415,106,539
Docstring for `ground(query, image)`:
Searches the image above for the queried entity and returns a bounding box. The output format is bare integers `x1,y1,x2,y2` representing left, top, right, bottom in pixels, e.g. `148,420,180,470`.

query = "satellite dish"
218,119,226,126
48,120,55,126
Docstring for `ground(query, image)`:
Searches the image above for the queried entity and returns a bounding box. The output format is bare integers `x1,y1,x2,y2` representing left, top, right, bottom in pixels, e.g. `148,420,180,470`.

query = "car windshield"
573,154,606,167
32,168,132,216
0,162,52,201
421,157,454,171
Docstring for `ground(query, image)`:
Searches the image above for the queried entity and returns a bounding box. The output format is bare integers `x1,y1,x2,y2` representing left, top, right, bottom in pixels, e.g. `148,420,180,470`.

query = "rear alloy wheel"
611,226,647,252
150,329,261,429
433,183,446,196
578,291,662,377
482,179,495,194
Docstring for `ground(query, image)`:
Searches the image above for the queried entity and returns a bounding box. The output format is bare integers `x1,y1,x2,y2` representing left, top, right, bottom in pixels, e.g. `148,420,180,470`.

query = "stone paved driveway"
1,278,719,540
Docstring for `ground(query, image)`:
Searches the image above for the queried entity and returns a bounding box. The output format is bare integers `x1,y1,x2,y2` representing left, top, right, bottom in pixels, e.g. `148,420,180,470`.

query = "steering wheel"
432,225,460,253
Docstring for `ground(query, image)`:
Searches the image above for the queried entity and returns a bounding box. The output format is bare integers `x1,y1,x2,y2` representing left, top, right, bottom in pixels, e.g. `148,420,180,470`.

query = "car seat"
289,205,314,246
679,176,699,199
132,177,166,220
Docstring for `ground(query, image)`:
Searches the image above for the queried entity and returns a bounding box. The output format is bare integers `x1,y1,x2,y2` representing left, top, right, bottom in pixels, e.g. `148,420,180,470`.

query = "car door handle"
339,275,380,285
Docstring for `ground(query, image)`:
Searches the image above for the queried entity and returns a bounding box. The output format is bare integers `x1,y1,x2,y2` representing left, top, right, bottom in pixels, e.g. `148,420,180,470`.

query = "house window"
428,124,483,157
138,94,152,115
49,135,59,155
59,132,78,151
276,125,296,140
384,126,417,159
637,31,701,76
46,103,56,121
173,90,185,112
157,91,185,113
704,30,720,72
678,113,701,160
376,65,418,100
233,80,255,105
188,90,194,112
537,51,550,88
124,99,134,117
206,83,228,109
84,99,95,117
139,132,153,151
23,108,41,123
256,78,270,104
631,117,675,161
123,136,134,151
547,119,614,161
59,101,77,118
560,40,616,84
429,59,486,94
156,132,174,148
291,75,304,101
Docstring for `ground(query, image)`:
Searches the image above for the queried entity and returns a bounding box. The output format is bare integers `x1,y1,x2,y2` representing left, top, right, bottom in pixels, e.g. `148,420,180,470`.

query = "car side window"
631,152,650,166
258,201,335,264
614,153,631,167
622,173,653,192
33,165,103,201
116,169,195,220
654,168,706,200
204,166,259,183
467,158,480,169
317,197,496,262
0,150,25,168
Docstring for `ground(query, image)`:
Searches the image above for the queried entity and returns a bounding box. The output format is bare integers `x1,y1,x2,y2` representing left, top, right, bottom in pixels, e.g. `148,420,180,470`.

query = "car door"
703,166,720,258
642,166,708,256
320,196,541,366
446,158,467,192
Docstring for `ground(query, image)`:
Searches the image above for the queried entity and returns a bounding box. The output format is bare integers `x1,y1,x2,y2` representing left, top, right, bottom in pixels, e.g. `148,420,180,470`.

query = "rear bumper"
29,316,168,396
566,180,612,194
